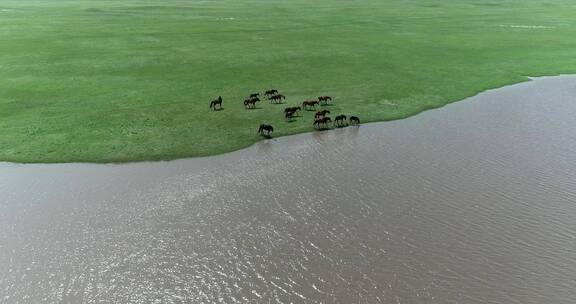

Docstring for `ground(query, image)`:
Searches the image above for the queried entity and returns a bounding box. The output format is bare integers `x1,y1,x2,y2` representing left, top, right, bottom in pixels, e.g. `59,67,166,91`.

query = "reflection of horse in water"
209,96,223,110
334,114,347,126
258,124,274,136
302,100,319,110
349,116,360,125
314,117,332,129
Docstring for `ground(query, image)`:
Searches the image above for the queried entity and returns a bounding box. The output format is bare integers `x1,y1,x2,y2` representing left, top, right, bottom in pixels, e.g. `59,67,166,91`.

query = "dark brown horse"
244,97,259,109
302,100,319,110
284,106,301,115
265,89,279,96
269,94,285,104
249,93,260,99
334,114,347,126
318,96,332,104
209,96,223,110
349,116,360,125
258,124,274,136
313,117,332,129
315,109,330,119
285,111,296,121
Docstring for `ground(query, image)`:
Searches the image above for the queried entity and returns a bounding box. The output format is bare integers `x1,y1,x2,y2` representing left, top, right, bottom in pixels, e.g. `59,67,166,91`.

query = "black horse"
315,109,330,119
318,96,332,104
349,116,360,125
302,100,319,110
258,124,274,136
269,94,285,104
265,89,279,96
334,114,347,126
244,97,259,109
313,117,332,129
209,96,223,110
249,93,260,99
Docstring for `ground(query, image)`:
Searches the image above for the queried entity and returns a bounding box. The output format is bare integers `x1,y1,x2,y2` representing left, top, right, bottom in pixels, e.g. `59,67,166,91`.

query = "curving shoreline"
0,74,572,165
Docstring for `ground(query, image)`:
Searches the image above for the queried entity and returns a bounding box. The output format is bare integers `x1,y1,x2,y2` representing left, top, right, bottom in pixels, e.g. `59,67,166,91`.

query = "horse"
318,96,332,104
334,114,347,126
244,97,258,109
258,124,274,136
314,109,330,119
269,94,285,104
265,89,279,96
209,96,223,110
302,100,319,110
349,116,360,125
285,111,296,121
284,106,301,115
313,117,332,129
249,93,260,99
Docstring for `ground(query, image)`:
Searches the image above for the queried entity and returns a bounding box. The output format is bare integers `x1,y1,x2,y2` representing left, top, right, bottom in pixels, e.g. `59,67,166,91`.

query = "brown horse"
334,114,347,126
209,96,223,110
349,116,360,125
315,109,330,119
258,124,274,136
313,117,332,129
302,100,319,110
318,96,332,104
269,94,285,104
265,89,279,96
285,111,296,121
284,106,301,115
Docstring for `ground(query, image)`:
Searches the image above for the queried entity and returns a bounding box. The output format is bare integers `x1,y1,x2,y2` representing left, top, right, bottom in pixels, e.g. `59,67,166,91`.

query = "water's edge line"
1,74,572,166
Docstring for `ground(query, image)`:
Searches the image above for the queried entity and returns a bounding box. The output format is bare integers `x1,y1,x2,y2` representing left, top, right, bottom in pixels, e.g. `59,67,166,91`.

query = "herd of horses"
210,89,360,137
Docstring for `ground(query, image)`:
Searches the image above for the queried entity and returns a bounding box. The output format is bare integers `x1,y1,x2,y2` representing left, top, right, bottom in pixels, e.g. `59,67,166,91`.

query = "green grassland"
1,0,576,163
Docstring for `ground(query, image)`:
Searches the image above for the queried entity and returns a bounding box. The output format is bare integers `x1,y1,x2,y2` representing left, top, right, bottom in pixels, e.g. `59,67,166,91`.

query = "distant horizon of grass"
1,0,576,163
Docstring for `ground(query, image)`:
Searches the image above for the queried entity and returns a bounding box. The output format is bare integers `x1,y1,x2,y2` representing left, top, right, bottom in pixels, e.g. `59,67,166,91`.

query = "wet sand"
1,76,576,303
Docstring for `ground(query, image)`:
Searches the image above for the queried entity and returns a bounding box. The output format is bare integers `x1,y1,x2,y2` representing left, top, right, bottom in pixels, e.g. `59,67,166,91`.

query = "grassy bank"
1,0,576,163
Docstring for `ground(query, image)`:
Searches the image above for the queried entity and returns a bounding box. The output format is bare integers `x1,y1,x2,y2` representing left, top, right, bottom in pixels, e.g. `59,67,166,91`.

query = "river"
1,76,575,303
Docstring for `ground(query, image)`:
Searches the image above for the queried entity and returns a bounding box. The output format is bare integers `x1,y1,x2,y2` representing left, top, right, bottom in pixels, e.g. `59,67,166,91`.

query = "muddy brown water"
1,76,576,303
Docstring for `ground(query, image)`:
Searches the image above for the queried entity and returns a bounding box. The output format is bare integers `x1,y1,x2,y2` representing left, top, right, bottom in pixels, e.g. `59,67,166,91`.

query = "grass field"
1,0,576,163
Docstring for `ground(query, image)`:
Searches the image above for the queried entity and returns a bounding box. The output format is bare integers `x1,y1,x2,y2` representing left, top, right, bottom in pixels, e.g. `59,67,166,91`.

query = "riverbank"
2,0,576,163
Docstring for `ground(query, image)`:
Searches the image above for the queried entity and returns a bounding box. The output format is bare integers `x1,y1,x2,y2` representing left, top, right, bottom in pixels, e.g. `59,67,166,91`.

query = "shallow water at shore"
1,76,576,303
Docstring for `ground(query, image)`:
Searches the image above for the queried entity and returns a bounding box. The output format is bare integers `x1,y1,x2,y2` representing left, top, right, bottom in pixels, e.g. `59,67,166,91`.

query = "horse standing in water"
349,116,360,125
209,96,223,110
315,109,330,119
318,96,332,105
258,124,274,136
302,100,319,110
334,114,347,126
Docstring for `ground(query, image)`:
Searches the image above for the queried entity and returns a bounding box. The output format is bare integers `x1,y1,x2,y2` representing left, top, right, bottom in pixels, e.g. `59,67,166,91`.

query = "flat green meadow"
1,0,576,163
